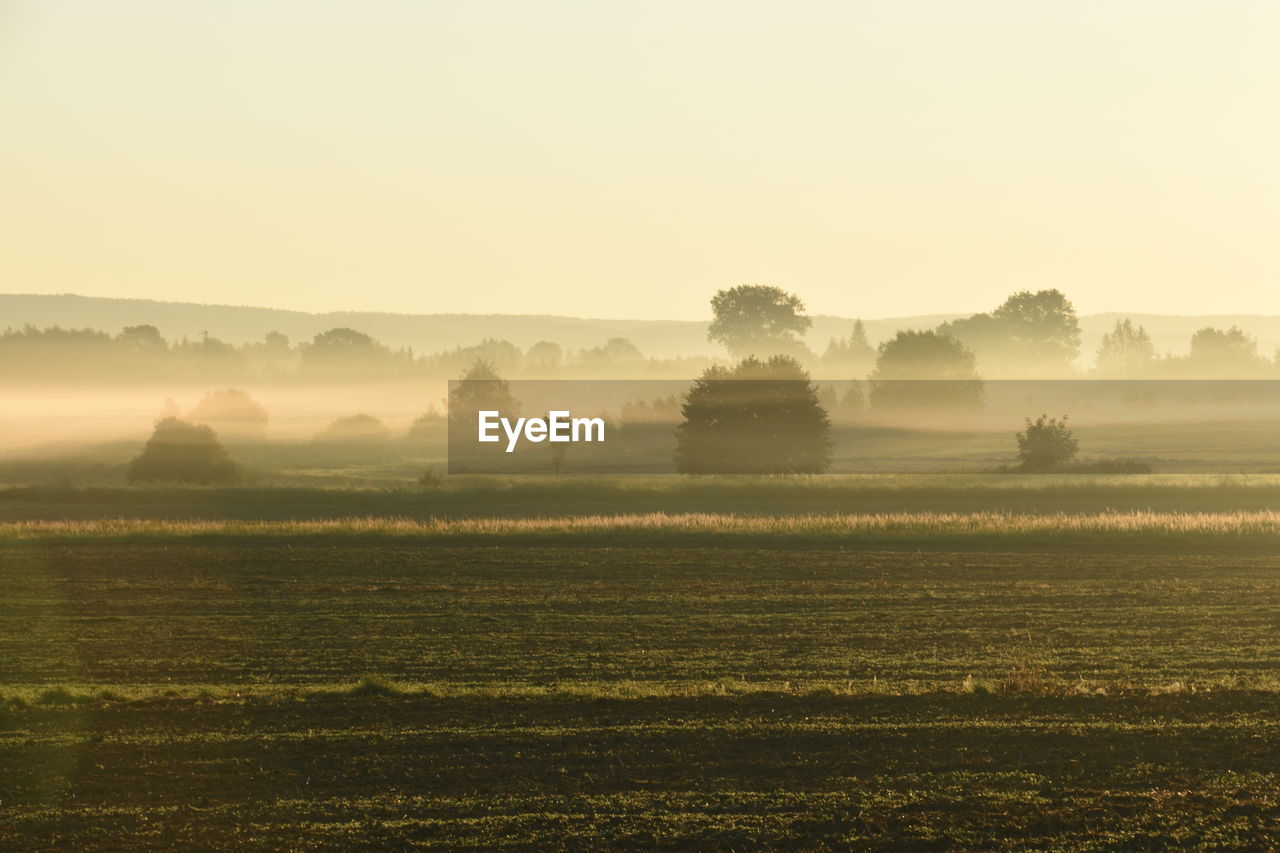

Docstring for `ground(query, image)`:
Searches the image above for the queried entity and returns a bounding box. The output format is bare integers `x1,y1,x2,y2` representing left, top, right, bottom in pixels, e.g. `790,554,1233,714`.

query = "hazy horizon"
6,290,1280,325
4,1,1280,320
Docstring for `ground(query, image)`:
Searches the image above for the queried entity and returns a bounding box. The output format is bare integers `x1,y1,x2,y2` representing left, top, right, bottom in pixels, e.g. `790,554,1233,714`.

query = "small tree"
448,361,520,467
1016,414,1078,471
128,418,241,484
869,330,984,410
448,361,519,422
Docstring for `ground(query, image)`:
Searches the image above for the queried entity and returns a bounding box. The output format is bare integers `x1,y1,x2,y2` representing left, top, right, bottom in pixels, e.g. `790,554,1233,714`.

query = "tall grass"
5,510,1280,545
8,476,1280,524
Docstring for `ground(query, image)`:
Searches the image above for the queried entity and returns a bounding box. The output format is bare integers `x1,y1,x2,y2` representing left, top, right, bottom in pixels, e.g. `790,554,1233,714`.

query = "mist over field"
3,288,1279,481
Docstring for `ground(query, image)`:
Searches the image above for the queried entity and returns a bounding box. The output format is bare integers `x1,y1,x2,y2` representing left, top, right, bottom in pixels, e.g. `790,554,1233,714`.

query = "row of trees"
0,324,710,383
7,285,1279,383
708,284,1280,379
1091,321,1275,378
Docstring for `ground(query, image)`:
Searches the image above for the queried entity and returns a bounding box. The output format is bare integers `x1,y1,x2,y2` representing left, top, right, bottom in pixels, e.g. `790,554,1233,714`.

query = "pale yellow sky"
2,1,1278,320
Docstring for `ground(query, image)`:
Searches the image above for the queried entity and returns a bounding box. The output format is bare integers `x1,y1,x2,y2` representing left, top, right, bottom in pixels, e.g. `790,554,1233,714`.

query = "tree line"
0,324,711,384
4,285,1278,383
711,284,1279,380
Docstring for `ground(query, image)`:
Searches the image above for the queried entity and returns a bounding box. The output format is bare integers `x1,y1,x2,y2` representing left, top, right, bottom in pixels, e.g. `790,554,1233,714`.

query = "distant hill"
0,293,715,358
2,293,1278,363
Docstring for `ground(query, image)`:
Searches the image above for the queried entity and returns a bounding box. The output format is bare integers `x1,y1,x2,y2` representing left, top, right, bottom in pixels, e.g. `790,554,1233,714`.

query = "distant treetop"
708,285,813,360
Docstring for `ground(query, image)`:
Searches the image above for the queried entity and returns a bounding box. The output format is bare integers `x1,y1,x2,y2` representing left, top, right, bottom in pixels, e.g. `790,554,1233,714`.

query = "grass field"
6,509,1280,552
6,473,1280,519
5,486,1280,850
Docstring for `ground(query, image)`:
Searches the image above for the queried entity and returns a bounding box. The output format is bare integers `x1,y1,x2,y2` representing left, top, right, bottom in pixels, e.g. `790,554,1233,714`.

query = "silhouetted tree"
432,338,523,376
524,340,564,375
991,289,1081,370
1093,319,1156,376
244,331,297,378
1187,326,1267,375
448,361,520,423
1016,414,1079,471
263,331,290,350
446,361,521,467
300,327,409,378
935,312,1011,372
869,330,983,410
708,285,813,359
675,355,831,474
0,325,115,381
117,324,167,354
310,327,379,353
127,418,241,484
577,337,645,370
172,334,248,381
939,289,1081,376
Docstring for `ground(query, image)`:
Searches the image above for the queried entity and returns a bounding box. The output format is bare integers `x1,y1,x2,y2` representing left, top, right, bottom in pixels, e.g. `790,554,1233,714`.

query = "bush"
187,389,268,441
1016,414,1078,471
127,418,242,484
314,414,392,445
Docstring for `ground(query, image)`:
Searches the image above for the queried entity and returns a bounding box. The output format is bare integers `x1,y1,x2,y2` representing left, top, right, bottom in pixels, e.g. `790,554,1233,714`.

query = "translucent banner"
447,379,1280,475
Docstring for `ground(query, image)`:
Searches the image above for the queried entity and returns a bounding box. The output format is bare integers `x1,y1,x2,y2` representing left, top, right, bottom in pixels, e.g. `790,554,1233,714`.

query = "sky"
2,1,1278,321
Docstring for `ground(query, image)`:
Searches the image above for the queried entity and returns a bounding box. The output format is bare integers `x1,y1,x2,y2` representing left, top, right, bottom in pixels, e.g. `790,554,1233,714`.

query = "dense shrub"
1016,414,1078,471
127,418,241,484
675,355,831,474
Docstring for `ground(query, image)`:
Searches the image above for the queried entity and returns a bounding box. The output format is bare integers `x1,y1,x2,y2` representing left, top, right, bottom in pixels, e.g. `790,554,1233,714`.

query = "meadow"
4,477,1280,849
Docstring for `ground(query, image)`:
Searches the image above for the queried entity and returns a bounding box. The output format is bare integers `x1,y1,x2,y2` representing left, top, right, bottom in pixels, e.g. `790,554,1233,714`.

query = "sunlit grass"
5,509,1280,544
